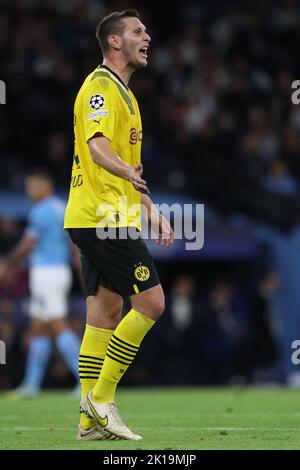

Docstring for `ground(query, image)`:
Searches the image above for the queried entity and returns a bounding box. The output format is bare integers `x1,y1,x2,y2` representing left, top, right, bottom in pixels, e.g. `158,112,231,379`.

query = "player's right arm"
81,79,149,194
88,136,149,194
0,235,37,282
0,205,42,281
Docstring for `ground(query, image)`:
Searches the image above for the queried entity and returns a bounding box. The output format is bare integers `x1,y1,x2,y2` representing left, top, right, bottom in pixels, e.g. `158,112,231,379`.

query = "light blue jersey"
25,195,70,267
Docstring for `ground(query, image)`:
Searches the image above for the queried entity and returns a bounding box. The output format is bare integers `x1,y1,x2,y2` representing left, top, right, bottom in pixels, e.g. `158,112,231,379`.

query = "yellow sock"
79,324,114,429
92,309,155,404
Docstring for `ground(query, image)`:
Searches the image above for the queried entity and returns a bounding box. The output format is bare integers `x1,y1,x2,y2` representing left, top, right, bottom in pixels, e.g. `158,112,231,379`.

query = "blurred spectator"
196,277,277,384
170,273,196,331
196,279,246,384
45,131,71,188
158,273,202,385
263,159,299,195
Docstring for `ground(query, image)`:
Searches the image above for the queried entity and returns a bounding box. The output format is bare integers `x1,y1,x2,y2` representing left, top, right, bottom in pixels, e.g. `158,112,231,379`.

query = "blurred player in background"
64,9,173,441
0,168,80,397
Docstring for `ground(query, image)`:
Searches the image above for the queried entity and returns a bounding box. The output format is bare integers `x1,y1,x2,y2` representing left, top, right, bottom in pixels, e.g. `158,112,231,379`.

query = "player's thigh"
130,283,165,321
86,284,123,329
72,228,161,299
30,318,49,336
48,317,70,337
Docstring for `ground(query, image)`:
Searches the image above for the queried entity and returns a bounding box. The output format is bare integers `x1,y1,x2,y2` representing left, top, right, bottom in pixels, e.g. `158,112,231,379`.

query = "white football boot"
80,391,142,441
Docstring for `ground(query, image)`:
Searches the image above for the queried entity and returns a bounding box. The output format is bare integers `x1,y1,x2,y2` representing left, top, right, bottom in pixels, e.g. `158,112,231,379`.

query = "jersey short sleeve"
25,206,46,239
81,78,117,143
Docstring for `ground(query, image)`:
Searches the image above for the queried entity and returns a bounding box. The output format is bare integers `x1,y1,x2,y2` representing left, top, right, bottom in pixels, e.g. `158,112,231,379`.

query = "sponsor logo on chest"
129,128,142,145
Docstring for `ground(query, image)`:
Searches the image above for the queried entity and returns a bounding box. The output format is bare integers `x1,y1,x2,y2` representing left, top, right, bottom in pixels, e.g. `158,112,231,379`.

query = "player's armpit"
87,132,104,142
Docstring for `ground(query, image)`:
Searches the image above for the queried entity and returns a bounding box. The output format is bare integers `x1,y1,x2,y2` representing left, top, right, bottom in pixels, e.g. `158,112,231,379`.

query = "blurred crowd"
1,0,300,207
1,0,300,387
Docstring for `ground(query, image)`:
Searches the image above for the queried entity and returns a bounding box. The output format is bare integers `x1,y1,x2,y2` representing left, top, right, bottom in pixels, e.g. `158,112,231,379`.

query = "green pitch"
0,387,300,450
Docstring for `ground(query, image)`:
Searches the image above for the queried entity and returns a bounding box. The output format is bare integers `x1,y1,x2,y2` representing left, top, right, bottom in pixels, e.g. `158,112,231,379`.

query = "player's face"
25,176,52,202
120,17,151,69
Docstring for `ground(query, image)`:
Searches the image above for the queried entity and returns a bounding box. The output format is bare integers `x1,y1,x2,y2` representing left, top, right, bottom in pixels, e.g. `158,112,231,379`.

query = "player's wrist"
127,167,134,182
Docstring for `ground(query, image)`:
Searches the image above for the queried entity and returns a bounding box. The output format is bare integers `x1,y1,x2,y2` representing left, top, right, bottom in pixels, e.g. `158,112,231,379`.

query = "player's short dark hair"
27,167,54,183
96,9,140,54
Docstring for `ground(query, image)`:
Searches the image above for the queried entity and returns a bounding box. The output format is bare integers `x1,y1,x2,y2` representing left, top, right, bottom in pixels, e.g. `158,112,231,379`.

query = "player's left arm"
141,194,174,247
0,234,37,280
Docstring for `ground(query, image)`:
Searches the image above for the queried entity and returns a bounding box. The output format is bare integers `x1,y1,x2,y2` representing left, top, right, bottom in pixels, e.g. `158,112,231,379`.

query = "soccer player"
64,9,174,441
0,169,80,397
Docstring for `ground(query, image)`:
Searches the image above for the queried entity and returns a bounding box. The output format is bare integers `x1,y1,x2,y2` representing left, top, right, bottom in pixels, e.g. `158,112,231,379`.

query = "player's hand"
156,214,174,248
128,164,150,194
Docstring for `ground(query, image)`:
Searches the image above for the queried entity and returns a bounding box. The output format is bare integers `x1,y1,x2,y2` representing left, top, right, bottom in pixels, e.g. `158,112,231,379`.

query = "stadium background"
1,0,300,392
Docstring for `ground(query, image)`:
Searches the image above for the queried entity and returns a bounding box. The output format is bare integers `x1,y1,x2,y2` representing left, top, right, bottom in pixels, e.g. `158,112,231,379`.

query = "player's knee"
147,293,165,319
107,308,122,328
87,300,122,329
157,295,165,316
132,286,165,320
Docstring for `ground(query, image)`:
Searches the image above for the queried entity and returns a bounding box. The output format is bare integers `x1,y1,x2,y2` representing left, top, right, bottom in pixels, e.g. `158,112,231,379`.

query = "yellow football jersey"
64,65,142,229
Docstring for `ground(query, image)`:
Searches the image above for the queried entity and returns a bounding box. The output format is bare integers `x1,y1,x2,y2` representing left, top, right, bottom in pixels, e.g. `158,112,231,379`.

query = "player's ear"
108,34,121,51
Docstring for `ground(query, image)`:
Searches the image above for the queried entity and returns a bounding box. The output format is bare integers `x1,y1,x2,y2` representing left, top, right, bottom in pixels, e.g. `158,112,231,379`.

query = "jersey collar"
99,65,129,91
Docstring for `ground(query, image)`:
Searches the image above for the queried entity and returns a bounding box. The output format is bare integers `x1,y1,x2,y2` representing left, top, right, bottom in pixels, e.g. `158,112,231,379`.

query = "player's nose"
144,32,151,43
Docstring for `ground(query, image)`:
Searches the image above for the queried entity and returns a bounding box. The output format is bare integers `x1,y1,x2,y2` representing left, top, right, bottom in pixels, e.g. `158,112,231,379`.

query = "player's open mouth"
139,47,148,58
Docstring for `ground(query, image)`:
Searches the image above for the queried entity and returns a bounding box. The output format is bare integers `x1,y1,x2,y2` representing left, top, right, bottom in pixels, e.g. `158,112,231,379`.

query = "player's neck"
102,58,134,87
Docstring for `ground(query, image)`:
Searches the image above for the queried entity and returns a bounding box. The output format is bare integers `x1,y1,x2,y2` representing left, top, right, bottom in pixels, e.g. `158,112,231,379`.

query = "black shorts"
68,227,160,298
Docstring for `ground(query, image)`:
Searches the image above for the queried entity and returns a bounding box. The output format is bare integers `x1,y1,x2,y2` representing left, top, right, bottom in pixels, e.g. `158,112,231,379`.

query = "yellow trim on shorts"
133,284,139,294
